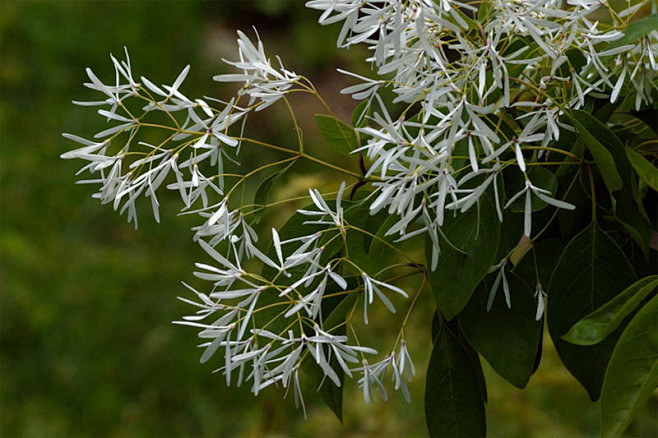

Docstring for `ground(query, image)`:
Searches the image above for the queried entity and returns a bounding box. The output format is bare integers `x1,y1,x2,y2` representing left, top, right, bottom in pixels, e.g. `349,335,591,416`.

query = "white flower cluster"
308,0,657,268
61,31,302,228
215,30,302,110
176,188,414,415
63,30,418,413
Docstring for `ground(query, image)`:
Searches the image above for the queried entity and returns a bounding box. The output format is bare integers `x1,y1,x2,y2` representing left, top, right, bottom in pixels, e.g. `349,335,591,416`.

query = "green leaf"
252,161,295,224
605,14,658,51
325,293,358,330
459,272,542,388
532,320,544,374
557,49,587,79
627,148,658,192
547,223,636,400
477,0,493,23
367,213,402,261
567,110,623,193
304,360,344,421
431,314,488,403
564,276,658,346
485,64,526,107
557,172,592,237
568,109,653,255
611,193,653,260
351,100,370,128
427,190,501,320
316,114,357,155
600,294,658,438
254,173,279,209
425,321,486,438
302,327,345,421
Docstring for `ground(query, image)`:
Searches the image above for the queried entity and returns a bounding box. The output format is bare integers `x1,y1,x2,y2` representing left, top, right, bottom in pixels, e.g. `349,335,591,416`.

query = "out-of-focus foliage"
1,1,655,437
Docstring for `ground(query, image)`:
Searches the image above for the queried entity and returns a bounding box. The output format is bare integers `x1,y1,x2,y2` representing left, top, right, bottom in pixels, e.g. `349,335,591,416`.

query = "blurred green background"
1,1,656,436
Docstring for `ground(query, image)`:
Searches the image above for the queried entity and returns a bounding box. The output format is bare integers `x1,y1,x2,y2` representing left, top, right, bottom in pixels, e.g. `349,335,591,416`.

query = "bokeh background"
1,1,656,436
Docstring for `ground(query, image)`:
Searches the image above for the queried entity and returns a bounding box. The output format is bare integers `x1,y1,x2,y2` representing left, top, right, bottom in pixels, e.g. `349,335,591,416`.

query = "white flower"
392,340,415,402
215,30,300,110
487,259,510,311
297,183,346,231
355,356,393,404
505,180,575,238
534,284,547,321
361,273,409,324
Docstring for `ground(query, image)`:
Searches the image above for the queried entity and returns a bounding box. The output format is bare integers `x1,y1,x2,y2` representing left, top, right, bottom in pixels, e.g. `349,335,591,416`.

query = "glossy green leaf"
532,320,544,374
611,192,654,259
367,213,402,261
564,276,658,346
485,64,526,107
351,100,370,128
568,109,653,254
560,49,587,77
605,14,658,51
254,172,279,209
360,205,391,252
316,114,357,155
252,161,295,224
427,191,501,320
557,171,592,237
431,314,488,403
302,328,345,421
461,335,488,405
324,293,358,330
305,359,344,421
600,294,658,438
547,223,636,400
627,148,658,192
460,272,542,388
567,110,623,193
425,322,486,437
593,101,621,124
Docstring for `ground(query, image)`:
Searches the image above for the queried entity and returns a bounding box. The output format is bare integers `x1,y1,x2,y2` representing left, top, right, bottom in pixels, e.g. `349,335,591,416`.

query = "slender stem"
233,137,299,155
300,152,366,179
392,276,426,349
347,224,418,264
283,96,304,154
